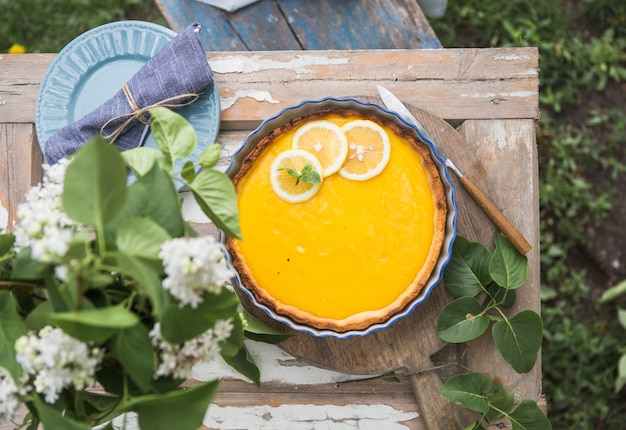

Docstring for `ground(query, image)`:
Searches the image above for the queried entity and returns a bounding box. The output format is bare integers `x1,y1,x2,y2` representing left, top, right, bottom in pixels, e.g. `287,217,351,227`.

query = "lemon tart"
226,103,448,333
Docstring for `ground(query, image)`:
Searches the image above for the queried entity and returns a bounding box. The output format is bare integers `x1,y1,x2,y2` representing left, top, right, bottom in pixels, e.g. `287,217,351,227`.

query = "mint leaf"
300,164,322,184
279,164,321,185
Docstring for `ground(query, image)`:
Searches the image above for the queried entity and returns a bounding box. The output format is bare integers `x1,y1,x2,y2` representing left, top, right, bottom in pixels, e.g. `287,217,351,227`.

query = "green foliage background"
3,0,626,427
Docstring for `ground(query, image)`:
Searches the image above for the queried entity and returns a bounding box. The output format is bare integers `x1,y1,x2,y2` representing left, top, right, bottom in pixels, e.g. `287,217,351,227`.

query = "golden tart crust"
226,108,447,332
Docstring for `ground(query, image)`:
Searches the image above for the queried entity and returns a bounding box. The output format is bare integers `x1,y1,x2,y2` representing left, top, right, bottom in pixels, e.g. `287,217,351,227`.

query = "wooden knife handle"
459,176,532,255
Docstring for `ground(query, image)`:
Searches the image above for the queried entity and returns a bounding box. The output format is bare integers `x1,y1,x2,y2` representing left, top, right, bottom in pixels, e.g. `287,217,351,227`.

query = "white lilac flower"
159,236,234,308
0,368,20,424
150,319,234,380
13,159,82,264
14,326,103,404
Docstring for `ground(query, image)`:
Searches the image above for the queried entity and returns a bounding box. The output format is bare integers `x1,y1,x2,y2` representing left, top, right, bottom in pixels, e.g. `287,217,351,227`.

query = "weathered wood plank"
457,119,542,403
0,53,56,124
276,0,441,49
0,49,539,124
155,0,250,50
207,49,539,84
0,124,43,232
155,0,441,51
155,0,303,51
225,1,303,50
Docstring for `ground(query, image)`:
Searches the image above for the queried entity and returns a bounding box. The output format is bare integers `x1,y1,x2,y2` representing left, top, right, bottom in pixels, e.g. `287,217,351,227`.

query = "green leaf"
487,284,516,309
492,310,543,373
484,381,515,422
600,279,626,303
437,296,490,343
440,373,493,413
188,168,241,239
199,143,222,168
107,324,154,392
124,380,219,430
280,163,321,185
149,106,197,165
62,232,91,262
76,391,120,423
0,291,28,381
222,344,261,386
25,300,54,330
62,137,127,226
0,233,14,255
616,354,626,393
10,248,49,281
508,399,552,430
181,160,196,183
33,396,91,430
43,271,78,312
443,235,492,298
116,217,171,260
618,308,626,330
489,232,528,290
242,310,291,344
299,164,322,184
160,288,240,344
121,147,164,178
114,252,166,315
281,167,299,179
49,304,139,343
50,304,139,328
105,163,186,240
219,312,244,357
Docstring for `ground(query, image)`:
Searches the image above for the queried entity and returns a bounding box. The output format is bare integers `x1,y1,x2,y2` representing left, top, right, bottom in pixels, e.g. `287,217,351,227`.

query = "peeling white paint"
221,89,279,110
101,403,418,430
205,403,419,429
460,90,537,98
490,120,532,151
493,52,531,61
210,54,350,75
192,340,374,385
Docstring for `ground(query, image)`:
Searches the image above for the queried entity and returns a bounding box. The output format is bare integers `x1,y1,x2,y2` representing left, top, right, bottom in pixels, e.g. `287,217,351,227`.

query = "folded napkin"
44,23,214,165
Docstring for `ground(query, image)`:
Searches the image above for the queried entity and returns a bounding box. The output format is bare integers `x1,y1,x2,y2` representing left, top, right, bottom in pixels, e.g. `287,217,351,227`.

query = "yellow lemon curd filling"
234,114,437,321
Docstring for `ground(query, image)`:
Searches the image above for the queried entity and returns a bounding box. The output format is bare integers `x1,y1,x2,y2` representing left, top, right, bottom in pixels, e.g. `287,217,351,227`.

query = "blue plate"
35,21,220,169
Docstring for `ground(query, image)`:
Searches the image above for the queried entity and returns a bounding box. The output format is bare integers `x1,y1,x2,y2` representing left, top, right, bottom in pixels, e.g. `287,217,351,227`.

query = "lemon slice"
270,149,324,203
338,120,391,181
292,120,348,177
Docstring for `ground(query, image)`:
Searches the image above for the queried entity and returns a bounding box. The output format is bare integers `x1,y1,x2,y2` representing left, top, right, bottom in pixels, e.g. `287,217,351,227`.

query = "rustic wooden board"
0,124,43,232
207,378,423,429
155,0,246,50
0,48,541,429
0,49,539,124
276,0,441,49
457,119,542,402
155,0,441,51
156,0,302,51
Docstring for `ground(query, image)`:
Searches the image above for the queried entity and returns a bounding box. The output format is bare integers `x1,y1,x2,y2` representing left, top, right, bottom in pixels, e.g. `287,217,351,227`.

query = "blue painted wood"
277,0,441,49
226,2,302,50
155,0,247,50
155,0,300,50
155,0,441,50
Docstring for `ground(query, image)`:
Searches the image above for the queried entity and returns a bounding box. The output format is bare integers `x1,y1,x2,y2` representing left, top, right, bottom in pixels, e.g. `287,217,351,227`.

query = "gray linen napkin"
44,23,213,165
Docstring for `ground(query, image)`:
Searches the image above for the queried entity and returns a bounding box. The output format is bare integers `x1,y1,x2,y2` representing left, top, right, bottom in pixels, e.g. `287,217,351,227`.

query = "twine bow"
100,83,200,143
